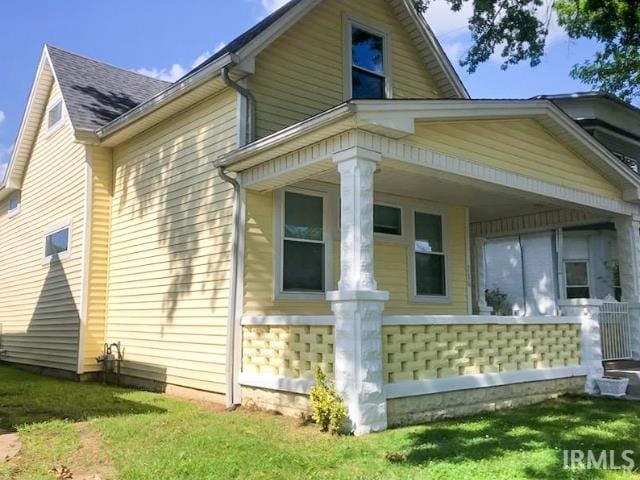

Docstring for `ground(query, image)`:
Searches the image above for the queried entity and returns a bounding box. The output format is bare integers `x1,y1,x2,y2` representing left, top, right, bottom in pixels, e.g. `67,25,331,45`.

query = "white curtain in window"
484,231,557,316
521,232,557,316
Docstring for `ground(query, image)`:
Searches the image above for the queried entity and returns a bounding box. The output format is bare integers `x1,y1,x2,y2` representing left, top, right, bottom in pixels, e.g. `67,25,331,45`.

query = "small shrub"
309,368,347,435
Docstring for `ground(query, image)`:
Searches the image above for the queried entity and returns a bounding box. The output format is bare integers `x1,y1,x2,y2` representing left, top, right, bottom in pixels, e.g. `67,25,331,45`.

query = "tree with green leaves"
414,0,640,102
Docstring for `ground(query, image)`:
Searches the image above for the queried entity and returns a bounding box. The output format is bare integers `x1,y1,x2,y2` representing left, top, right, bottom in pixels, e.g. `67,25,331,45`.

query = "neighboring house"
2,0,640,435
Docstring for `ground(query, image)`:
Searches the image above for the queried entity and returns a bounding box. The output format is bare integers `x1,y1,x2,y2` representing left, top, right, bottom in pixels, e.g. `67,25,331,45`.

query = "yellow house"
2,0,640,434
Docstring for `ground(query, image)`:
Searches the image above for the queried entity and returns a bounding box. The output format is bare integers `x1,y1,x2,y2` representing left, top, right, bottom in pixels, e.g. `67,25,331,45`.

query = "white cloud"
261,0,289,14
135,47,225,82
0,110,5,126
423,0,473,37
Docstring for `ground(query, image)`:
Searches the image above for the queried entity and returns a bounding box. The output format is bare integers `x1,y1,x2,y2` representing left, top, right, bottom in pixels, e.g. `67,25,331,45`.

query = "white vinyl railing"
599,302,633,361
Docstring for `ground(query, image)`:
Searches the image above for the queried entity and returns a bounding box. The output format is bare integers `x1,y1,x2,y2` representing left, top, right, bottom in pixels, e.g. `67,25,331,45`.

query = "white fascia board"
96,53,237,140
395,0,469,99
0,49,54,201
236,0,323,60
545,103,640,199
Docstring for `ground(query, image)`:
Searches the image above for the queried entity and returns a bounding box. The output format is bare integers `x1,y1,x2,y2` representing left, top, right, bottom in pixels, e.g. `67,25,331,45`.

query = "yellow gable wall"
249,0,443,138
244,189,469,316
107,88,238,395
0,81,86,372
408,119,622,200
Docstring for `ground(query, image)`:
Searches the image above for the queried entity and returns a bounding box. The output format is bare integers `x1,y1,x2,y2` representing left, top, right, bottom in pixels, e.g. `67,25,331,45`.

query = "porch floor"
604,360,640,399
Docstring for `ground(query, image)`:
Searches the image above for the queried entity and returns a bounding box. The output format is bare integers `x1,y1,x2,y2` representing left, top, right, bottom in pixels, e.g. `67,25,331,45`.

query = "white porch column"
474,237,493,315
614,216,640,359
559,299,604,394
327,146,389,436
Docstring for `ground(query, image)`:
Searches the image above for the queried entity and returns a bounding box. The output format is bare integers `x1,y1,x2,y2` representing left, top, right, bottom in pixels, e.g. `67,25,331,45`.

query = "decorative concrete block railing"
239,314,587,398
240,316,335,393
381,316,584,399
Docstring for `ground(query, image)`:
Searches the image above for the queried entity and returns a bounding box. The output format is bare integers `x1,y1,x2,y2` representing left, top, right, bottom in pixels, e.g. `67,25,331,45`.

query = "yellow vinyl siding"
0,81,85,371
250,0,442,138
243,191,469,316
106,88,237,394
409,119,621,199
81,146,113,372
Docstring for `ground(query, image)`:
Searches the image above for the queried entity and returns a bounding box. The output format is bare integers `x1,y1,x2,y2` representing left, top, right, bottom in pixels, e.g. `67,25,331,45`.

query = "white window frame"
273,187,334,301
373,201,404,241
7,191,21,217
343,15,393,100
46,98,65,135
408,207,451,304
564,259,591,299
42,221,72,263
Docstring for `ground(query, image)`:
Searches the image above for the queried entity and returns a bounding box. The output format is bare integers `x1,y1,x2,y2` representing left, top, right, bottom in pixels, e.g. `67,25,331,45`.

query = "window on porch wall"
282,191,325,292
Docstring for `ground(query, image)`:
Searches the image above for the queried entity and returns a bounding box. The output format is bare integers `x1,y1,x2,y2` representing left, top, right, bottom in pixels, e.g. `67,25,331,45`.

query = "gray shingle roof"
47,45,170,131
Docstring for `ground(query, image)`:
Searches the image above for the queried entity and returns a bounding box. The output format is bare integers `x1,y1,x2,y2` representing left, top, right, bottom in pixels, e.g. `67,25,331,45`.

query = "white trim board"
383,315,582,325
384,366,587,399
241,314,581,326
242,315,335,326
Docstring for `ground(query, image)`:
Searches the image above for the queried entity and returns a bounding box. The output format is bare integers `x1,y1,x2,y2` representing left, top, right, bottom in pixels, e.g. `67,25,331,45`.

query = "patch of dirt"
65,423,117,480
0,429,21,463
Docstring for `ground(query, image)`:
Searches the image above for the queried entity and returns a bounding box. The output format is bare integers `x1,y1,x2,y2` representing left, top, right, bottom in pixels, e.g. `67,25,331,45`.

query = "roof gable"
46,45,169,132
183,0,468,99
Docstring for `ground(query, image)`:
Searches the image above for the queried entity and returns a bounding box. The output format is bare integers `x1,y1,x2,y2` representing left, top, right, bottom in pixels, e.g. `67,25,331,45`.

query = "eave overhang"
215,99,640,203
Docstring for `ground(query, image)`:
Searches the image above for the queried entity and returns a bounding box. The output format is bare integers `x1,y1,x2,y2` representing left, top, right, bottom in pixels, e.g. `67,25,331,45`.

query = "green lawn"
1,365,640,479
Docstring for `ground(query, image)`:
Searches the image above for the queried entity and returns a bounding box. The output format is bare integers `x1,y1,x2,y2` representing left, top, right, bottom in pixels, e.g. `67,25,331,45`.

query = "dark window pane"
415,212,443,253
374,204,401,235
615,287,622,302
416,253,446,296
283,240,324,292
567,287,590,299
352,68,385,99
48,102,63,129
352,27,383,73
45,228,69,257
284,192,323,241
565,261,588,286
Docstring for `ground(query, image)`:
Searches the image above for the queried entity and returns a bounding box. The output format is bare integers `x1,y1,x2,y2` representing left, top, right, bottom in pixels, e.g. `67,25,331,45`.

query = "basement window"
347,21,390,99
47,100,63,131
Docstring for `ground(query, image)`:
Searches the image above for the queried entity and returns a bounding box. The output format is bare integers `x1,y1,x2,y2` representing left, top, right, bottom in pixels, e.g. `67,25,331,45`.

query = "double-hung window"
413,212,446,297
349,24,389,99
281,191,326,293
565,260,590,299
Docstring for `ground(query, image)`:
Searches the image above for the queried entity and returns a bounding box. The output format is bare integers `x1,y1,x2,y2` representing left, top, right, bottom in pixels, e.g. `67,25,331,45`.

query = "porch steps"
604,360,640,399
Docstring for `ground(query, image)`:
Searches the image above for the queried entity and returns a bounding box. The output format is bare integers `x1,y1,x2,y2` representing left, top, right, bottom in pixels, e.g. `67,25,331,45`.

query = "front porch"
217,99,640,434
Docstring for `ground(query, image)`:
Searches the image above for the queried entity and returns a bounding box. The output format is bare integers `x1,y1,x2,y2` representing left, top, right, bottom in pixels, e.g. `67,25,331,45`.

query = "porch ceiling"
311,162,609,223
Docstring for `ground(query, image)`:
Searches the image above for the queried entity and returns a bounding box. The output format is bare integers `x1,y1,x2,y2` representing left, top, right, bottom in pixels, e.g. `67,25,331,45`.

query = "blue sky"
0,0,607,178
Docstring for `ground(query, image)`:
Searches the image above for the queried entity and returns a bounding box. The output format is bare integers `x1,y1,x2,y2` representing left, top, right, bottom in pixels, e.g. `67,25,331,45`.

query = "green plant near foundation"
309,367,347,435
